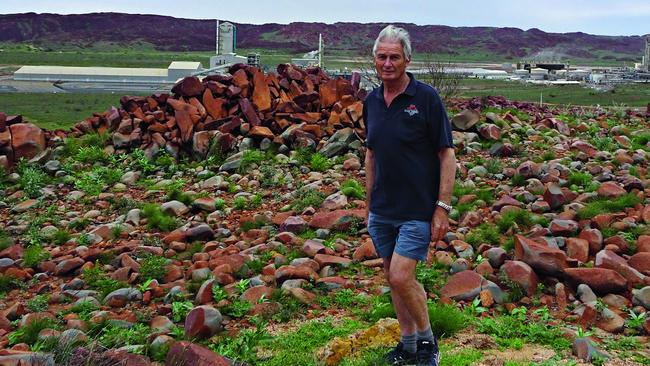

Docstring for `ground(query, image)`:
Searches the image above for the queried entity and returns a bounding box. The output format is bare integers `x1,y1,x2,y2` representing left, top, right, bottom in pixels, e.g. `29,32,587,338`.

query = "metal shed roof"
168,61,202,70
14,65,168,77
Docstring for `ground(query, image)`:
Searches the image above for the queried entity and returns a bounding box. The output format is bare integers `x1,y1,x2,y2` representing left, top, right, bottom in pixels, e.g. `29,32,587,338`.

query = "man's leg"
383,256,418,355
386,253,430,332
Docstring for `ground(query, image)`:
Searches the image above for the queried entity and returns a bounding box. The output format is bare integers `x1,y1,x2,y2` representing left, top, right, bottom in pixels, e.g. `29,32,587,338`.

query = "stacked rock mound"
0,113,50,170
67,64,366,162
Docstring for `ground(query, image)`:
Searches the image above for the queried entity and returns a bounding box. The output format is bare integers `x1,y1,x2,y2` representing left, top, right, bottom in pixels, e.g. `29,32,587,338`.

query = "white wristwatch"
436,200,452,213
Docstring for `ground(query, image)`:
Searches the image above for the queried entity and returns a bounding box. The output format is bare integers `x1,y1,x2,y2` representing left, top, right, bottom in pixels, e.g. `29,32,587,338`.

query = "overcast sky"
1,0,649,36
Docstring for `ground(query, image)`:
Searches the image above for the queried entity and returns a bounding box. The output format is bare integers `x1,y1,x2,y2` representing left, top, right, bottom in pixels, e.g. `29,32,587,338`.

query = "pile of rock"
0,113,48,170
68,64,365,161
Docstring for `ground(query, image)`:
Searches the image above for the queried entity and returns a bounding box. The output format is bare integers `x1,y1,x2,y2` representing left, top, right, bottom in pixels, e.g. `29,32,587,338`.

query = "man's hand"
431,206,449,242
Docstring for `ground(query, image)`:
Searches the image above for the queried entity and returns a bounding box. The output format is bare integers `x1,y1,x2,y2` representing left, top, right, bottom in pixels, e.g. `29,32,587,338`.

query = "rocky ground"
0,66,649,366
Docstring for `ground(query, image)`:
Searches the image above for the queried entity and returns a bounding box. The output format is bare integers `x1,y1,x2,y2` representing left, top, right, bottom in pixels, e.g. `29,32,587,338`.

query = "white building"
13,62,203,83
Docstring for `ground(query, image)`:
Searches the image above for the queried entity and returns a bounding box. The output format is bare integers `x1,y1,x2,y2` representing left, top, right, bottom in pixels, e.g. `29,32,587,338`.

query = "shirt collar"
376,72,417,100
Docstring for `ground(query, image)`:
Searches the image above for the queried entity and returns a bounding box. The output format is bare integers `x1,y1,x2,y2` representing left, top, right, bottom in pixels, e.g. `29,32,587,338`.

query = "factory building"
210,21,247,68
13,61,203,83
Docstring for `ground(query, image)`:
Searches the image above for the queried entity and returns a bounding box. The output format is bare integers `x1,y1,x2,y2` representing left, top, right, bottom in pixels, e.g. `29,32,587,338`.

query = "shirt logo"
404,104,419,116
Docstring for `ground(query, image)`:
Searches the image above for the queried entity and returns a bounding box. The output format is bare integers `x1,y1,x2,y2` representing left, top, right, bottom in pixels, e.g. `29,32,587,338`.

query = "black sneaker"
384,342,417,365
416,338,440,366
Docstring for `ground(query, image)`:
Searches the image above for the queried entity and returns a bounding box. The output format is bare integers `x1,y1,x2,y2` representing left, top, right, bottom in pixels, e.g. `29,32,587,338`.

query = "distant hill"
0,12,647,63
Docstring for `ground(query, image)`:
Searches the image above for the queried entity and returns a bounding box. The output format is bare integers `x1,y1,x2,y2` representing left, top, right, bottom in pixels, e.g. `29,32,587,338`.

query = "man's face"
374,40,410,83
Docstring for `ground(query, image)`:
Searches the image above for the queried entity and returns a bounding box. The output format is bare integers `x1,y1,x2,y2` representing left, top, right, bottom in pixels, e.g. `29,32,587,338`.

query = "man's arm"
431,147,456,241
364,148,374,220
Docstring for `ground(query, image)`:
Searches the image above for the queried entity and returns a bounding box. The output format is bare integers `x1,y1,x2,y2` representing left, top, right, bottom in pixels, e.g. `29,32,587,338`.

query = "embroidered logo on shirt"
404,104,419,116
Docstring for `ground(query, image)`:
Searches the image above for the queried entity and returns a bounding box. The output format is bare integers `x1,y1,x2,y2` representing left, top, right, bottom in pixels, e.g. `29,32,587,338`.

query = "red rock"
478,124,501,140
440,270,487,301
275,265,319,283
549,219,578,236
566,238,589,263
175,110,194,143
564,268,627,295
570,141,598,157
249,126,274,140
302,239,327,257
637,235,650,252
54,257,85,275
252,69,272,111
628,252,650,275
314,254,352,268
309,209,366,230
543,184,566,210
241,285,273,303
500,260,539,296
352,239,378,261
166,341,230,366
578,228,603,254
202,89,226,119
319,79,338,108
597,182,626,198
514,235,568,276
9,123,45,161
492,195,523,211
641,205,650,224
184,305,223,339
285,287,316,305
171,76,205,97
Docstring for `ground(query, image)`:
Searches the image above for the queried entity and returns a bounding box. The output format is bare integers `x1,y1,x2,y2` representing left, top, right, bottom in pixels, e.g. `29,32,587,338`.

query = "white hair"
372,25,412,61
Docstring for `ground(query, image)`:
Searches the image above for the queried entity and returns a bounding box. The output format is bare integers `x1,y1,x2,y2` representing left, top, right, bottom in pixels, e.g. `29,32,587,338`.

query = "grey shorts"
367,212,432,261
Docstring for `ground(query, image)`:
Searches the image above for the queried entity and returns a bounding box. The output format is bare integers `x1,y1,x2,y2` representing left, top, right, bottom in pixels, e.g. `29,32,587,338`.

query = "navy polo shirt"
363,72,454,222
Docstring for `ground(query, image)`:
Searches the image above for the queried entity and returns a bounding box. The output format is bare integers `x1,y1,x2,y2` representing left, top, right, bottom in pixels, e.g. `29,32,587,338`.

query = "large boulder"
564,268,627,295
514,235,568,276
184,305,223,339
9,123,46,161
166,341,230,366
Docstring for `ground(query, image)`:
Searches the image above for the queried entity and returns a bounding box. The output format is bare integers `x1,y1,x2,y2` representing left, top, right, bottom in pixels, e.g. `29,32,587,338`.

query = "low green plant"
310,153,333,172
567,171,593,187
511,174,526,187
142,203,178,231
0,274,20,294
477,313,571,351
130,149,157,175
8,317,60,345
625,310,647,331
83,265,127,299
291,188,326,212
26,294,50,313
171,301,194,322
427,301,468,338
465,223,501,247
213,284,229,303
75,145,108,163
74,166,123,196
223,299,252,318
233,196,248,210
23,245,50,267
68,300,99,321
577,193,642,220
18,165,48,198
236,279,251,294
98,323,150,349
137,278,155,293
239,149,266,172
52,229,72,245
465,298,488,316
0,229,12,251
340,179,365,199
138,254,167,282
496,209,537,233
209,317,269,364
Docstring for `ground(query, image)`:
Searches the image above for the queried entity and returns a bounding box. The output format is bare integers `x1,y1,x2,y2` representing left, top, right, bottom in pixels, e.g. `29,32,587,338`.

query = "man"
363,25,456,366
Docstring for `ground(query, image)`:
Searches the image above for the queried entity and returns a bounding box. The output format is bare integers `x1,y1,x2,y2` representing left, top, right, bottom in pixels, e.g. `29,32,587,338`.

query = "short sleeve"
363,100,373,149
429,91,454,149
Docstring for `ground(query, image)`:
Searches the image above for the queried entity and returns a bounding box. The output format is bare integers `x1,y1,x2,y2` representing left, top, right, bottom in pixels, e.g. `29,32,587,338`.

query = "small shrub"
233,196,248,210
292,188,326,212
26,294,50,313
8,317,60,345
577,193,642,220
142,204,178,231
75,146,107,163
52,229,72,245
465,223,500,247
171,301,194,322
511,174,526,187
428,301,468,338
239,149,266,172
83,265,127,299
485,159,503,175
340,179,365,199
0,229,11,251
0,274,19,294
223,299,252,318
18,166,47,198
568,171,593,187
139,254,167,281
213,284,229,303
23,245,50,267
496,209,533,233
98,323,150,349
310,153,333,172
